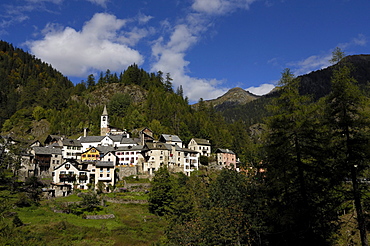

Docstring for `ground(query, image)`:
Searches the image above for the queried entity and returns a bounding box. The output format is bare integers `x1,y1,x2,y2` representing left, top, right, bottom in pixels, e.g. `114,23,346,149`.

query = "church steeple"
101,105,109,136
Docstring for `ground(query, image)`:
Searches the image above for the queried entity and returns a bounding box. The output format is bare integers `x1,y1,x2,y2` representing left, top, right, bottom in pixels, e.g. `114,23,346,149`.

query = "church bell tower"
101,105,109,136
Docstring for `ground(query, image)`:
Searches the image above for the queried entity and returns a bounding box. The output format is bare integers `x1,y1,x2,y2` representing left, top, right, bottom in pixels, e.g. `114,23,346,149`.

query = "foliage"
80,192,101,212
263,68,343,245
148,169,267,245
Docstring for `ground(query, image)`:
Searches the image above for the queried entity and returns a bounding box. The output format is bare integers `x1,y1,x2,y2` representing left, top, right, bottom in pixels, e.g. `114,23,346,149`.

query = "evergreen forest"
1,40,370,245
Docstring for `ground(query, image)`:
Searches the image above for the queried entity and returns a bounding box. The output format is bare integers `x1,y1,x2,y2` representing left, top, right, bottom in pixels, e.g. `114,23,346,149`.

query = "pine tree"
325,62,369,246
265,68,341,245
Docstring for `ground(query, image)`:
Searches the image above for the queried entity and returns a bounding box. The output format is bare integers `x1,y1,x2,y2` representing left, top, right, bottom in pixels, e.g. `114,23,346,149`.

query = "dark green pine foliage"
0,40,73,128
264,69,342,245
162,169,267,245
148,166,174,216
325,63,370,246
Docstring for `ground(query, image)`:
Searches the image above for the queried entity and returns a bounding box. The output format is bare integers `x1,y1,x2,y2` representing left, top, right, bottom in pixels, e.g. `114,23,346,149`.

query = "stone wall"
116,166,138,178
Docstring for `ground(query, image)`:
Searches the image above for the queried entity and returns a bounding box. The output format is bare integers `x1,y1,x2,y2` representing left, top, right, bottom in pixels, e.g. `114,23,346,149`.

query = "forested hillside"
218,54,370,124
0,41,259,165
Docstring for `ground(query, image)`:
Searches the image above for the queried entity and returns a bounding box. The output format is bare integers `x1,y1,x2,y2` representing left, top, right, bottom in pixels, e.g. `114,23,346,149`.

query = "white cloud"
86,0,109,8
151,22,229,102
246,83,275,95
288,35,368,76
149,0,260,102
289,54,331,76
137,13,153,25
27,13,144,77
192,0,256,15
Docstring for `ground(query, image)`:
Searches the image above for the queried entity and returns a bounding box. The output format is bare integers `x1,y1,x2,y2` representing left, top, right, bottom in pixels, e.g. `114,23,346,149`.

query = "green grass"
10,193,166,245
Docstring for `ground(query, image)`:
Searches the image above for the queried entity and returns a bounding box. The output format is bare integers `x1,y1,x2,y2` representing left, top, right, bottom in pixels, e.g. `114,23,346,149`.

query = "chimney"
83,128,88,137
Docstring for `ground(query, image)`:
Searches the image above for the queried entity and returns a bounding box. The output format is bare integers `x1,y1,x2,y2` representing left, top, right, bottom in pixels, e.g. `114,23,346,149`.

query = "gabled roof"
115,145,143,152
96,146,115,154
44,135,62,145
181,147,200,153
81,146,99,154
54,160,84,171
96,161,114,168
215,148,235,154
119,138,136,145
142,142,172,151
62,139,82,147
159,134,182,143
78,136,105,143
191,138,211,145
108,135,123,142
33,146,62,155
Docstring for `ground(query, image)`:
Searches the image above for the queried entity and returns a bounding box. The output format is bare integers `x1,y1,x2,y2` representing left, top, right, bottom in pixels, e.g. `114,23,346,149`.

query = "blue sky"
1,0,369,103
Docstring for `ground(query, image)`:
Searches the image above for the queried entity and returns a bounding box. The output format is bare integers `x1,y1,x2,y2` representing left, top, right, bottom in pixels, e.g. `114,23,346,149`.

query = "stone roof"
215,148,235,154
115,145,143,151
33,146,62,155
62,139,82,147
96,146,115,154
143,142,172,151
191,138,211,145
78,136,105,143
96,161,114,168
120,138,137,145
159,134,182,143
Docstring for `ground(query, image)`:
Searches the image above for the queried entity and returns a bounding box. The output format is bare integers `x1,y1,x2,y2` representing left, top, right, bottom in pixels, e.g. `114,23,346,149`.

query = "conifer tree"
325,61,369,246
265,68,341,245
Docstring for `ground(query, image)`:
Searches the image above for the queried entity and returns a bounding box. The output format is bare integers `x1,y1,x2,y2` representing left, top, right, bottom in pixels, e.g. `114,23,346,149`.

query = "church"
100,105,129,137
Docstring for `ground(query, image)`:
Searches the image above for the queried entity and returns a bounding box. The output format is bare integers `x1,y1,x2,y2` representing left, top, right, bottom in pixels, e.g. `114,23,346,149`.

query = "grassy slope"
7,192,166,246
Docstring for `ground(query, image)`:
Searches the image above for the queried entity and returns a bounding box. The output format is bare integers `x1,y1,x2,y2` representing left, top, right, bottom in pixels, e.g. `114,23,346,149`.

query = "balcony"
59,174,76,182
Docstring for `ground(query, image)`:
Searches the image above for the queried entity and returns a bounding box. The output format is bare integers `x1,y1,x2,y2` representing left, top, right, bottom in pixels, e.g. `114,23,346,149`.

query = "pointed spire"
102,105,108,116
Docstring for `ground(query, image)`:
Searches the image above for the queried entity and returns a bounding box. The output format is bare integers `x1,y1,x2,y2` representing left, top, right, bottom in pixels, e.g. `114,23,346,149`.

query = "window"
107,174,110,177
100,168,103,172
100,174,103,177
107,168,110,173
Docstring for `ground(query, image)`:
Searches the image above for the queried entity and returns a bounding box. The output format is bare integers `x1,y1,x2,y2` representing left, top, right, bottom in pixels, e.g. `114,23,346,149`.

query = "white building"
188,138,211,157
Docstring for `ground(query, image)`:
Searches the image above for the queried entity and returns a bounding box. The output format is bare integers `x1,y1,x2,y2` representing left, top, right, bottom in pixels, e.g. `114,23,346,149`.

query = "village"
1,106,238,197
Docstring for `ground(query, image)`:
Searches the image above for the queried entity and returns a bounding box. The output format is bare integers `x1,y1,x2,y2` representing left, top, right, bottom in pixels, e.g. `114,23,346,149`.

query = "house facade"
32,146,63,179
52,160,91,195
188,138,211,157
215,148,237,169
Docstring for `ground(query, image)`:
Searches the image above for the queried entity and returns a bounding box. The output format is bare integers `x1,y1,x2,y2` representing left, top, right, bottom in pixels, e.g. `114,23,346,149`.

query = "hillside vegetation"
2,42,370,245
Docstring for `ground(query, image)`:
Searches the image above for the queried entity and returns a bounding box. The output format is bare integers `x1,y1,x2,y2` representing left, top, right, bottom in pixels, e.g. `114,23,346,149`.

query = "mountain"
298,54,370,99
193,87,260,110
216,54,370,125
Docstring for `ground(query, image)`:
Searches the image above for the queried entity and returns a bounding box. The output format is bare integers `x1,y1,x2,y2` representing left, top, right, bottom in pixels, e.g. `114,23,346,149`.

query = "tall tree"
265,68,341,245
325,61,369,246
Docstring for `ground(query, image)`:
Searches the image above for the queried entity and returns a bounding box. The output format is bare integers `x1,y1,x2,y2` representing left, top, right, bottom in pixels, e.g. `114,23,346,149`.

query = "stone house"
95,161,115,192
60,138,83,160
31,146,63,179
115,145,144,167
188,138,211,157
141,142,172,175
52,160,90,196
159,134,183,148
215,148,237,169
